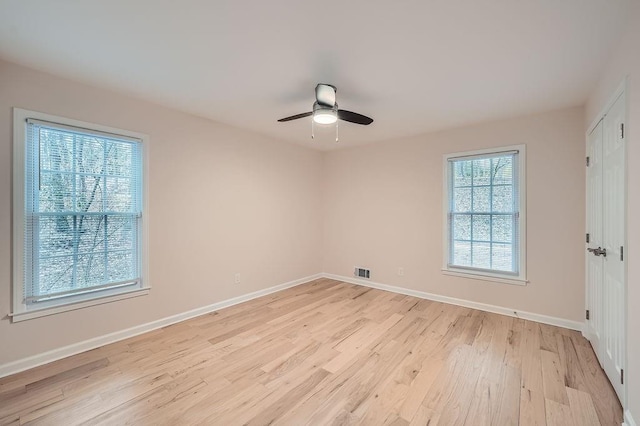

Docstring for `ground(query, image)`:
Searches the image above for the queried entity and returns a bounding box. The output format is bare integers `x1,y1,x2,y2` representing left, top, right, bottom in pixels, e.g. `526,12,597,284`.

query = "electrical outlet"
234,273,241,284
397,267,404,276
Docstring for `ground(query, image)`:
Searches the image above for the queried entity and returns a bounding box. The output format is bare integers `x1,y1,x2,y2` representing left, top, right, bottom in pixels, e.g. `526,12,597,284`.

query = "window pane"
472,215,490,241
473,158,491,186
453,241,471,266
106,141,133,176
492,185,513,213
39,172,74,212
107,217,135,251
492,156,513,185
106,177,133,212
472,187,490,212
472,242,491,269
40,130,74,173
453,161,472,187
491,243,513,271
37,216,137,294
76,253,106,288
454,187,471,212
39,256,74,296
75,138,104,175
75,174,104,212
38,216,72,258
78,216,107,253
38,215,108,257
492,215,512,243
453,214,471,240
108,251,135,282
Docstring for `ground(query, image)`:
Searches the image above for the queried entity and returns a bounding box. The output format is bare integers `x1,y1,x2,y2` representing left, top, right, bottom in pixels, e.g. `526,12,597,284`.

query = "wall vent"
354,267,371,279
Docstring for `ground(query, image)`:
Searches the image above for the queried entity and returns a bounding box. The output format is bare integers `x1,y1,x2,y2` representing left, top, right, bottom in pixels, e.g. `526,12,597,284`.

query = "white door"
585,91,626,403
585,120,603,357
601,92,626,401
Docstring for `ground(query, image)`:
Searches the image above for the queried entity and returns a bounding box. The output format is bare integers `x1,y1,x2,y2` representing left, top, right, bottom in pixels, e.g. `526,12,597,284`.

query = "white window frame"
442,144,527,286
11,108,150,322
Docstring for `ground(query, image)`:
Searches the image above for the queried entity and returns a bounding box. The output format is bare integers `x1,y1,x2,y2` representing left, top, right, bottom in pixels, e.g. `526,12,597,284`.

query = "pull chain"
335,120,339,143
311,119,315,140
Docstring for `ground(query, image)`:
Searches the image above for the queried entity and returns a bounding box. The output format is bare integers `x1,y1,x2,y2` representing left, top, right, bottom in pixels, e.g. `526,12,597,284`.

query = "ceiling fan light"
313,110,337,124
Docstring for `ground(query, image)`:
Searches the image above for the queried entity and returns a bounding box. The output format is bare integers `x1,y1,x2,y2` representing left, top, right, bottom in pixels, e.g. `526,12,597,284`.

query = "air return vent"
354,267,371,279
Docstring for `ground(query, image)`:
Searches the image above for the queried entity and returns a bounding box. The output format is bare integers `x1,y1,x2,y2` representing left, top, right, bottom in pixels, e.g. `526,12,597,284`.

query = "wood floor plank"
323,313,403,374
398,356,444,422
0,348,109,397
463,378,493,426
492,364,521,425
519,388,547,426
274,340,398,425
90,376,208,425
539,324,560,353
409,403,436,426
540,349,569,405
422,344,482,424
545,398,576,426
566,386,601,426
0,387,64,425
243,369,330,426
0,279,622,425
521,321,544,394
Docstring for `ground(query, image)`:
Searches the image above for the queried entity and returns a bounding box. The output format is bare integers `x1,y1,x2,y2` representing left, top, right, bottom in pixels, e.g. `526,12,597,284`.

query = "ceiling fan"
277,84,373,142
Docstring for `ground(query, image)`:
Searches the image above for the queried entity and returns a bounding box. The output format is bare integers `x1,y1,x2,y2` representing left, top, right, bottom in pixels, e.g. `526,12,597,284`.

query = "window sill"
9,287,150,322
441,269,528,286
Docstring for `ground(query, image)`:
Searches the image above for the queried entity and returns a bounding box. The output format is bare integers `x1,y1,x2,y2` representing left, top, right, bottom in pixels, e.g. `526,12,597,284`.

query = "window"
12,109,149,320
443,145,526,284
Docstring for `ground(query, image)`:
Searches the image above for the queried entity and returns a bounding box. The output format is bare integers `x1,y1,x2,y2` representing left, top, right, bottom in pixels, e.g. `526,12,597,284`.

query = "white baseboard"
582,329,598,346
625,410,637,426
0,271,588,379
322,273,584,331
0,273,323,379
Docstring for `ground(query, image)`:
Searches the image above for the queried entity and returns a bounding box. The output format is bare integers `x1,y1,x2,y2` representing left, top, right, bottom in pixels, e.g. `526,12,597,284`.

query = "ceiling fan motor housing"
313,101,338,113
315,83,337,107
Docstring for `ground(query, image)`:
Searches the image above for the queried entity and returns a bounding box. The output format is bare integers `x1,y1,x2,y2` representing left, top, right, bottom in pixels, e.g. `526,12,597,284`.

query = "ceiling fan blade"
337,110,373,125
277,112,313,122
315,84,336,107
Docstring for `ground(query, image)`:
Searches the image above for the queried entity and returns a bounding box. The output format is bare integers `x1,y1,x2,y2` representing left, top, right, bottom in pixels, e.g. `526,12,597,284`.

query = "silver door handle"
589,247,607,257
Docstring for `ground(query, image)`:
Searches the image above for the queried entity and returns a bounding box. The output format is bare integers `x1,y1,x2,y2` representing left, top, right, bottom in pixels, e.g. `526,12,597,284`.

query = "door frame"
584,77,628,408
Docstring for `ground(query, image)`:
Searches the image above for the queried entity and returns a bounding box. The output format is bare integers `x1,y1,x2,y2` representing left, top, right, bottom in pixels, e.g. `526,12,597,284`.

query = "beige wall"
0,58,594,388
323,107,585,322
0,60,324,365
586,1,639,420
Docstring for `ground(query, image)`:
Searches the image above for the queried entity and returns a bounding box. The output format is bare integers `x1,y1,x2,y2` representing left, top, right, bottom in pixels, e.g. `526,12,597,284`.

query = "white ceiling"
0,1,631,150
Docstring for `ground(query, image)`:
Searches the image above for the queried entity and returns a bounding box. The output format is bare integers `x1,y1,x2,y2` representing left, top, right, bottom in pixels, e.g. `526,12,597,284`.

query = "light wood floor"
0,279,622,425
